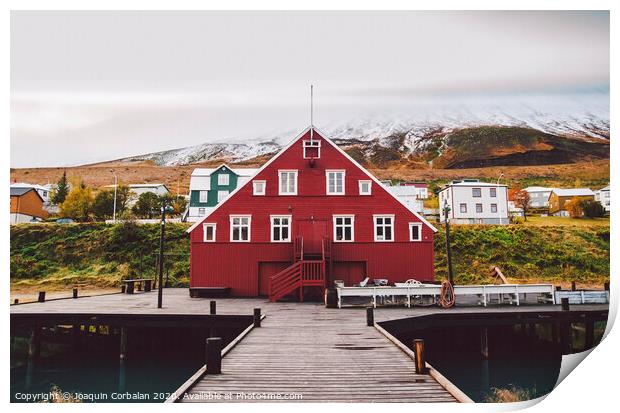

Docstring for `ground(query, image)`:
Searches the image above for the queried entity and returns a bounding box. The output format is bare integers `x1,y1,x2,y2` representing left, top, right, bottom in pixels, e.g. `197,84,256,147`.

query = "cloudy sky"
11,11,609,167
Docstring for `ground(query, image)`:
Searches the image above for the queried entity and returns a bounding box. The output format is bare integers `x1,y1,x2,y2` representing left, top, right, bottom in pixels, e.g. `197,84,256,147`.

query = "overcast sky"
11,11,609,167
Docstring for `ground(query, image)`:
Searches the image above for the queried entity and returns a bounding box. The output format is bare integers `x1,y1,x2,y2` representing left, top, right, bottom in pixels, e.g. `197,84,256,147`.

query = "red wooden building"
187,126,437,301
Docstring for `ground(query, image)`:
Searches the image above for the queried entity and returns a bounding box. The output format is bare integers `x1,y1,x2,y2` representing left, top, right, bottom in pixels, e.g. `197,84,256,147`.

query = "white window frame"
229,215,252,242
326,170,346,195
303,140,321,159
278,170,298,196
198,207,206,216
203,223,217,242
199,190,208,203
409,223,422,242
270,215,292,243
217,190,229,202
373,214,395,242
332,215,355,243
253,180,266,196
472,188,482,198
218,173,230,186
358,180,372,196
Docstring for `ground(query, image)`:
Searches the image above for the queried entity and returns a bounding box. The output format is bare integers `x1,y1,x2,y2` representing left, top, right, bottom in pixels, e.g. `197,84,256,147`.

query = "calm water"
11,324,246,403
395,322,606,402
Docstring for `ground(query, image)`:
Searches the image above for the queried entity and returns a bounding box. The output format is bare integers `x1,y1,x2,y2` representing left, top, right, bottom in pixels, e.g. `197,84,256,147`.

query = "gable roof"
187,126,438,233
552,188,595,197
11,187,45,202
191,164,259,177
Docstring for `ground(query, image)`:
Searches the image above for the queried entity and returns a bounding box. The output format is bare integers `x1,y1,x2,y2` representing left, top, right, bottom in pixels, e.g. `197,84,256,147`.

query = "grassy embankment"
10,221,609,293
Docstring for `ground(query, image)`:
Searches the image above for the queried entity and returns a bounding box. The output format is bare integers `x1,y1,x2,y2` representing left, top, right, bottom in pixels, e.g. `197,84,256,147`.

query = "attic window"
303,140,321,159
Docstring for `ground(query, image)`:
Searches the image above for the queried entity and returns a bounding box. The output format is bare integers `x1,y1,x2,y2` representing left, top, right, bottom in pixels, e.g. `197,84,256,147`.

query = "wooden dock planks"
179,302,457,403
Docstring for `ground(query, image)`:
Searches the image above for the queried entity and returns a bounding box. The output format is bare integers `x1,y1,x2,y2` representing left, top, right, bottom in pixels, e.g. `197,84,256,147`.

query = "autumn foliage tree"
59,184,94,221
512,189,531,221
565,197,584,218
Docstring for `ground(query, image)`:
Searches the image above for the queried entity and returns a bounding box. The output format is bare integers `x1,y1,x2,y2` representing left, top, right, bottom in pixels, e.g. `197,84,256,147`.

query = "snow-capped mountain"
119,95,610,167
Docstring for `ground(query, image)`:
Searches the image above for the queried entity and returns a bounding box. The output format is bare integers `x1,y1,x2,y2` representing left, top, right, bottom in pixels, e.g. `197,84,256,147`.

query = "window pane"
241,227,248,240
385,226,392,240
344,227,351,240
233,227,239,240
377,226,383,237
282,226,289,240
336,226,343,240
411,225,419,240
273,227,280,241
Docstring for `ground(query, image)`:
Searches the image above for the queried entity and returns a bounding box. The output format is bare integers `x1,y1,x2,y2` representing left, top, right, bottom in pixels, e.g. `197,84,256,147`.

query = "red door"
297,220,328,254
258,262,290,296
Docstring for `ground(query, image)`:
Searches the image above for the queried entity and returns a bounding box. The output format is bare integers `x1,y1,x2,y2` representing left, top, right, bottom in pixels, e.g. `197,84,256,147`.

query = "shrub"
581,199,606,218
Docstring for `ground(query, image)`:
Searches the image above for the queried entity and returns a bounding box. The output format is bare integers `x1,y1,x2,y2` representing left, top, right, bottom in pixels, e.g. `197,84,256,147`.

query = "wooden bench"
122,279,154,294
189,287,231,298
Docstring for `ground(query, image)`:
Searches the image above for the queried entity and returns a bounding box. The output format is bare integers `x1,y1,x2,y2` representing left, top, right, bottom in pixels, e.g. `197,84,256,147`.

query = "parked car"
55,218,75,224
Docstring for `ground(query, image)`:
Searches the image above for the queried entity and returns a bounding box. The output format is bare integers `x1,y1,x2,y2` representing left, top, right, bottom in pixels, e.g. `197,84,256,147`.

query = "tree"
565,197,584,218
51,170,70,204
92,190,115,220
59,185,94,221
581,199,605,218
115,184,134,212
171,195,188,216
512,189,531,221
132,192,161,218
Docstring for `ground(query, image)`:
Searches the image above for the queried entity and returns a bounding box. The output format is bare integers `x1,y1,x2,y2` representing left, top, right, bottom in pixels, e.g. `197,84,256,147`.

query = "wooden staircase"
269,236,331,302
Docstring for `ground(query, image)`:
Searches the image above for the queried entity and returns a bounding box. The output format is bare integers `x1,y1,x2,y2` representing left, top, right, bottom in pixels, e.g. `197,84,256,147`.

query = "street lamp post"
496,173,505,224
443,200,454,285
112,172,118,222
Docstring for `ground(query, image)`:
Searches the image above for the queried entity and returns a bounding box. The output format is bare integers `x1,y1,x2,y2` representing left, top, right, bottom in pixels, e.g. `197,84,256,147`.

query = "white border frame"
198,190,208,203
229,214,252,242
270,215,292,243
326,169,346,195
278,170,298,196
373,214,395,242
303,139,321,159
332,214,355,242
202,223,217,242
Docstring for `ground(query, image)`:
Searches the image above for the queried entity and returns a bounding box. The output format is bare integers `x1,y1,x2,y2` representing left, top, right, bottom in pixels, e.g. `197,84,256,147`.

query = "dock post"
210,300,217,315
561,297,570,311
604,282,610,291
38,291,46,302
413,339,427,374
13,299,18,304
73,288,78,299
585,322,595,349
366,307,374,326
253,308,261,328
119,327,128,392
121,285,126,294
480,327,489,359
206,337,222,374
571,281,576,291
28,325,42,362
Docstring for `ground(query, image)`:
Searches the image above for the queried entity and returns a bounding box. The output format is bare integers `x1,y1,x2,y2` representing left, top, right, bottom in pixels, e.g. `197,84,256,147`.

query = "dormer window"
218,173,230,186
303,140,321,159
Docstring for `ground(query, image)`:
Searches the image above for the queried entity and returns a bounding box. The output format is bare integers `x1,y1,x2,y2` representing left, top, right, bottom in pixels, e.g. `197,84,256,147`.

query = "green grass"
11,222,609,290
521,216,610,227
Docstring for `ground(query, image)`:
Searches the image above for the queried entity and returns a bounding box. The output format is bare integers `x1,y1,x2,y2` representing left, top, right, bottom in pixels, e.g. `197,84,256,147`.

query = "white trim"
409,222,422,242
187,126,438,233
218,173,230,186
198,190,208,203
278,170,298,196
373,214,395,242
358,180,372,195
303,139,321,159
202,223,217,242
217,190,229,202
253,180,266,196
332,214,355,242
326,170,346,195
270,215,292,243
229,215,252,242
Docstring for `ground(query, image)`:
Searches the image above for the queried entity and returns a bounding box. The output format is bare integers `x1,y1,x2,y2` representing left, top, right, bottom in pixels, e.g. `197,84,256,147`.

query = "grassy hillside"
10,222,609,290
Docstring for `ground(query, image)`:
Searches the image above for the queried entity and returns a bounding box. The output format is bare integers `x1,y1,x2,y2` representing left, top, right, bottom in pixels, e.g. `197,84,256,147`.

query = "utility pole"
157,198,166,309
443,200,454,285
112,172,118,222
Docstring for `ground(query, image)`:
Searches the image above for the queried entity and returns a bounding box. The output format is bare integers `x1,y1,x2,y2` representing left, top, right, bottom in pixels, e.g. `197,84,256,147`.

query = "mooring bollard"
366,307,374,326
571,281,576,291
206,337,222,374
13,299,19,305
604,282,610,291
38,291,46,303
73,288,78,299
413,339,427,374
210,300,217,315
561,297,570,311
253,308,261,327
555,285,562,291
121,285,126,294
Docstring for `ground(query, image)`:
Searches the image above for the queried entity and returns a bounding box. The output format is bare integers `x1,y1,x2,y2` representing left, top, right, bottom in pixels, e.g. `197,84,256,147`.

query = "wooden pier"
10,288,609,403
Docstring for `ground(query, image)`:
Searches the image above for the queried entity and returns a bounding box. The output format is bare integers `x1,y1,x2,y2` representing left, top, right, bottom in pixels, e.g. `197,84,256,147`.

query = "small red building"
187,126,437,301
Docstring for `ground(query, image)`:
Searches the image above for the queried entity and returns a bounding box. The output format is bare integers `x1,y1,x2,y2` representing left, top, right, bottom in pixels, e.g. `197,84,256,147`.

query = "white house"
103,183,169,206
384,184,427,213
523,186,555,208
594,186,610,212
438,180,509,225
